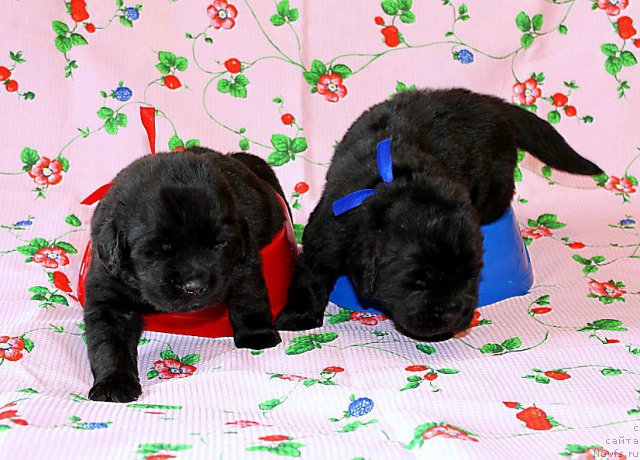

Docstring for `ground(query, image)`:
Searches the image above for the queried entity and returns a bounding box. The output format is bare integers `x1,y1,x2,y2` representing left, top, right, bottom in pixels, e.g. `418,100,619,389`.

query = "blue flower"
124,7,140,21
14,220,32,227
456,49,474,64
79,422,110,430
114,86,133,102
348,397,374,417
620,218,636,226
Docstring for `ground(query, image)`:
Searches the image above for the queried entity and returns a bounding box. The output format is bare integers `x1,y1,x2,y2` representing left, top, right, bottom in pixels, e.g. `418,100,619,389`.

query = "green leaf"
288,8,299,22
103,118,118,135
169,135,184,151
396,81,407,92
268,151,290,167
531,14,543,32
50,294,69,306
181,354,200,365
547,110,561,124
293,223,304,244
309,332,338,343
601,43,619,57
155,63,171,75
271,134,292,151
291,137,307,153
331,64,352,79
52,21,70,35
535,374,551,384
516,11,531,32
146,369,160,379
160,349,179,361
204,36,213,44
20,147,39,166
217,79,231,93
284,337,314,354
398,0,412,9
605,56,623,76
514,166,522,182
381,0,399,15
116,113,128,128
239,138,250,151
401,382,421,391
591,255,605,263
521,33,535,49
23,337,34,353
30,294,47,301
436,368,460,374
54,241,77,254
620,50,637,67
65,214,82,227
97,107,114,120
407,375,422,383
592,319,626,331
541,165,552,180
18,388,38,393
572,254,591,265
311,60,327,76
501,337,522,350
302,71,320,85
458,3,468,15
234,74,250,87
270,14,286,26
416,344,436,355
558,24,568,35
480,343,504,354
276,0,290,17
29,286,49,295
185,139,200,148
229,83,247,98
340,421,363,433
30,238,48,249
119,16,133,28
601,368,622,376
175,57,188,71
70,33,88,46
259,398,282,410
158,51,177,67
400,10,416,23
55,36,72,54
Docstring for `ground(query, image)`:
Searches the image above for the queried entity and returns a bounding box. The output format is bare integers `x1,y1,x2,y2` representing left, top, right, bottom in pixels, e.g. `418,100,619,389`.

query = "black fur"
85,147,286,402
275,88,603,340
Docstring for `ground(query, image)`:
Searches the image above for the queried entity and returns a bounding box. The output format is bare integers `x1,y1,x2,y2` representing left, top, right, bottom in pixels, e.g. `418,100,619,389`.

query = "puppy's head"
95,181,246,312
351,179,483,341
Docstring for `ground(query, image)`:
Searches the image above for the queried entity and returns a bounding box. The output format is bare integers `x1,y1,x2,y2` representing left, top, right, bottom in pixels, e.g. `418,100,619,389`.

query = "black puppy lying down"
85,148,286,402
276,88,603,341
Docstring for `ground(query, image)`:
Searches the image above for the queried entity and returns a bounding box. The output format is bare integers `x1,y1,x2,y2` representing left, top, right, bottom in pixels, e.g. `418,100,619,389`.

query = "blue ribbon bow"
332,138,393,216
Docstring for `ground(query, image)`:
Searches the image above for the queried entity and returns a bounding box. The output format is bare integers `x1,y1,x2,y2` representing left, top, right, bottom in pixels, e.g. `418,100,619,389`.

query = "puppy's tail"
505,103,603,175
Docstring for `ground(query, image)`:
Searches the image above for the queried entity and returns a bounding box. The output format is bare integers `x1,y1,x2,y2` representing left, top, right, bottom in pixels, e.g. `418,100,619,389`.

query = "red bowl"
77,210,298,338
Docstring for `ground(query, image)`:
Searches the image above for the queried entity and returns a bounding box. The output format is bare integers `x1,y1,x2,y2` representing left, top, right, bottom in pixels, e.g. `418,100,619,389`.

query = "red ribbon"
140,106,156,156
81,182,115,206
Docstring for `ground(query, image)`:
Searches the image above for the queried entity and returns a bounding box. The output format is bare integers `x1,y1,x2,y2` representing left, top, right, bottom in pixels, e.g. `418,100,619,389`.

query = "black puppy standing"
85,147,286,402
276,88,603,341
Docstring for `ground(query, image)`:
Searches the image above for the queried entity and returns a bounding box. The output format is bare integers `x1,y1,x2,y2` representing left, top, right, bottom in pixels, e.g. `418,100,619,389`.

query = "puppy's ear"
95,218,127,278
351,240,379,297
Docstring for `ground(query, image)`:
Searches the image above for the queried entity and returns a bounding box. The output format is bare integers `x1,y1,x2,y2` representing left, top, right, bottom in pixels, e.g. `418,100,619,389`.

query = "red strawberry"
381,26,400,48
424,373,438,381
53,271,72,293
224,58,242,74
618,16,637,40
281,113,295,125
0,66,11,81
172,146,185,152
70,0,90,23
516,407,547,423
85,23,96,33
5,80,18,93
605,339,620,344
503,401,519,408
259,435,289,442
531,307,552,315
322,366,344,373
374,16,384,26
294,182,309,194
525,418,553,430
10,419,28,426
164,75,181,90
0,410,18,420
569,242,585,249
544,370,571,381
405,364,428,372
145,455,176,460
552,93,568,107
634,39,640,48
564,105,577,117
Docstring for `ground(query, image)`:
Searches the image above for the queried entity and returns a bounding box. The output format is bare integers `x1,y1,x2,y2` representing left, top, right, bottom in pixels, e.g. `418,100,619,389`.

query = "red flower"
53,271,72,293
617,16,637,39
512,78,541,106
381,25,400,47
405,364,428,372
552,93,568,107
207,0,238,30
226,420,260,428
468,310,481,328
153,358,197,379
294,182,309,194
316,74,347,103
564,105,577,117
350,311,387,326
281,113,295,125
163,75,181,90
544,370,571,380
0,410,18,420
0,66,11,81
569,242,585,249
521,227,552,239
503,401,520,408
224,58,241,74
597,0,628,16
531,307,552,315
604,176,636,194
424,373,438,381
588,280,626,298
5,80,18,93
28,157,64,186
374,16,384,26
0,336,25,362
33,247,70,269
85,23,96,33
322,366,344,373
259,435,289,442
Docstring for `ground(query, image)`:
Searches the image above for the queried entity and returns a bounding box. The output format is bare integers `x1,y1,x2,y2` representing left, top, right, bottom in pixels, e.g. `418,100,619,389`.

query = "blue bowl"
329,207,533,313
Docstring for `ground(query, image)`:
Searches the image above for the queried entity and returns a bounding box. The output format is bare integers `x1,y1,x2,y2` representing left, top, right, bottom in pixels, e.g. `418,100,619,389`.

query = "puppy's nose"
180,278,206,296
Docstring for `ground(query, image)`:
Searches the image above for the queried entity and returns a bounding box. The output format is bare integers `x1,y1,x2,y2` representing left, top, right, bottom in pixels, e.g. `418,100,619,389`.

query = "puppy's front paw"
234,328,281,350
275,308,324,331
89,372,142,403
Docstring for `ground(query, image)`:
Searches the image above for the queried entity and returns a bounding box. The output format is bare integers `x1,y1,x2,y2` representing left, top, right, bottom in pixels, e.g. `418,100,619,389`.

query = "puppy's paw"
275,308,324,331
234,329,281,350
89,372,142,403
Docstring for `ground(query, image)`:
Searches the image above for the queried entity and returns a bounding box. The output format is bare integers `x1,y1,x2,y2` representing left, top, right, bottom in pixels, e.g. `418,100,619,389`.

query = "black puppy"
275,88,602,341
85,147,287,402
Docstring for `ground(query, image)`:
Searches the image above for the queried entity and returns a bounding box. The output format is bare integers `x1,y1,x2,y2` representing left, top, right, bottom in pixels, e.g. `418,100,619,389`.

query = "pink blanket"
1,1,639,458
